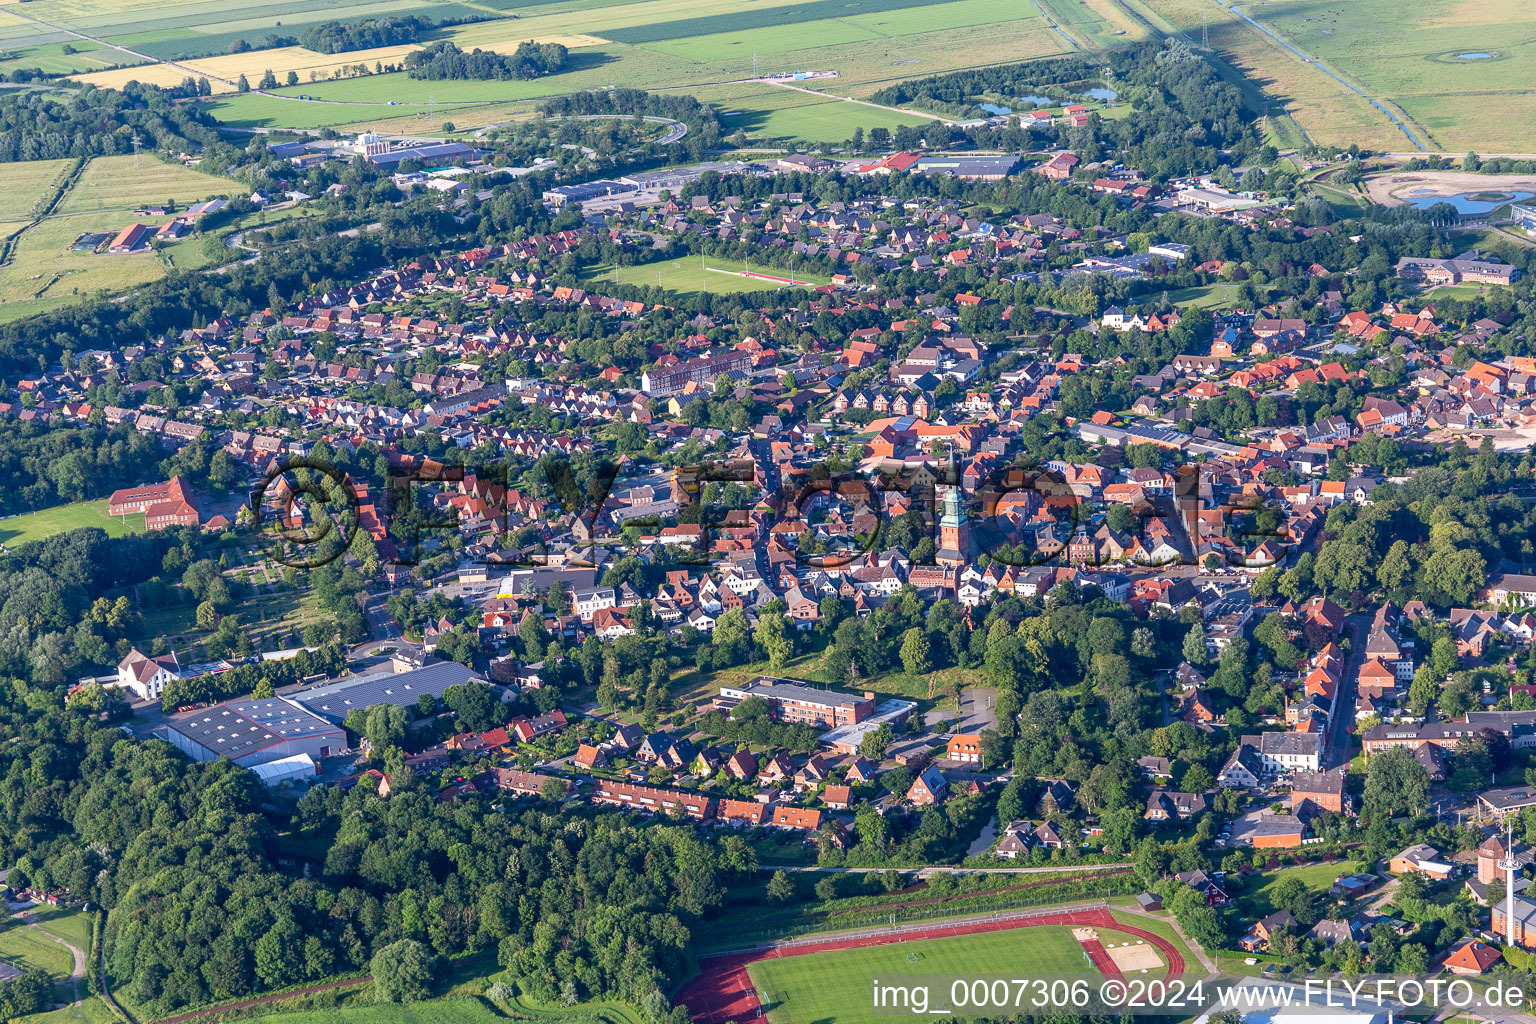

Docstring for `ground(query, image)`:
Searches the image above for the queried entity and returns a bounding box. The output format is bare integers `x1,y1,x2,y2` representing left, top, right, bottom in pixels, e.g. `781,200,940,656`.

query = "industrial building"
162,698,344,767
291,660,482,723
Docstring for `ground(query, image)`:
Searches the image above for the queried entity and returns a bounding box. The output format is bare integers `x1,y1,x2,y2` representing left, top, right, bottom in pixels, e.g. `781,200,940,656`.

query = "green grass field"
1165,283,1244,309
191,0,1099,135
54,155,232,216
581,255,830,296
747,925,1119,1024
1247,861,1346,915
27,908,94,955
0,159,75,223
0,499,145,547
0,924,76,979
0,155,234,320
1139,0,1536,152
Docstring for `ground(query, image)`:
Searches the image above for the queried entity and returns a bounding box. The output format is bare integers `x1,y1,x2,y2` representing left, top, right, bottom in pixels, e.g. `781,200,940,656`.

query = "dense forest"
404,41,568,81
298,16,432,54
873,40,1260,176
0,84,229,163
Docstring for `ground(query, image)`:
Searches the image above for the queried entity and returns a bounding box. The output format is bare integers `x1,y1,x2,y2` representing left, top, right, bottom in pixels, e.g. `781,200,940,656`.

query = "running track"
675,907,1184,1024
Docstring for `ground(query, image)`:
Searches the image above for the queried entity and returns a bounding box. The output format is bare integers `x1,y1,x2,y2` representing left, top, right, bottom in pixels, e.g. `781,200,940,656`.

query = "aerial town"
4,21,1536,1024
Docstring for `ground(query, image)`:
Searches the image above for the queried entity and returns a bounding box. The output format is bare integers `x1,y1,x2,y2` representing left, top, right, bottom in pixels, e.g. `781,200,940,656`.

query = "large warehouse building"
290,660,481,724
162,697,345,768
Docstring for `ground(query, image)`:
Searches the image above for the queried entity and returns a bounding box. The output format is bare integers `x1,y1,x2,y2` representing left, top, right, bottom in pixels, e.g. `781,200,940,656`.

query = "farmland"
0,155,234,321
54,154,231,215
0,158,74,222
5,0,1118,140
1136,0,1536,152
580,255,830,296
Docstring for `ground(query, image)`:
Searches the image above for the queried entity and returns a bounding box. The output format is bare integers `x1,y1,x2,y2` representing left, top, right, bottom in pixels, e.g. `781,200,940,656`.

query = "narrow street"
1328,614,1372,769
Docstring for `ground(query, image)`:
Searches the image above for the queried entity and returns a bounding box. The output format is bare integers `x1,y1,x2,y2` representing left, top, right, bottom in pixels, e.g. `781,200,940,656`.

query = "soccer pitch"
747,926,1094,1024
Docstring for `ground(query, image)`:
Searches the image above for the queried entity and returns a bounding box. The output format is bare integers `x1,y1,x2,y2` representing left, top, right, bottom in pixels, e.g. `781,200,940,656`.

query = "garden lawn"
0,500,144,547
1249,861,1347,914
747,925,1098,1024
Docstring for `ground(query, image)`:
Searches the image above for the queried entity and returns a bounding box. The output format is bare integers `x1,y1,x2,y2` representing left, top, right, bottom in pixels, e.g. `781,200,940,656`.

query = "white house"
115,648,181,701
571,586,617,622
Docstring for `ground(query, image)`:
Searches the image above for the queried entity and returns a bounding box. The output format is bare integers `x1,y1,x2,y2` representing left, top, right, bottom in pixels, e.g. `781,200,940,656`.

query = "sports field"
0,499,146,547
581,255,830,296
750,926,1092,1024
681,908,1187,1024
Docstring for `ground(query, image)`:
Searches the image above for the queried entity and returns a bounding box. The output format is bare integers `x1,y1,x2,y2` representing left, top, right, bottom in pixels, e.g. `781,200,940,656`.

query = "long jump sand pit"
1073,927,1164,973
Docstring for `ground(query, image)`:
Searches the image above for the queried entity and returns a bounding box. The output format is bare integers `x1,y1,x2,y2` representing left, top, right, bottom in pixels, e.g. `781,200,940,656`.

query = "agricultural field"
700,81,936,144
55,154,237,215
0,154,235,321
28,0,1112,138
1136,0,1536,152
72,41,424,93
0,158,74,223
0,499,145,548
580,255,830,296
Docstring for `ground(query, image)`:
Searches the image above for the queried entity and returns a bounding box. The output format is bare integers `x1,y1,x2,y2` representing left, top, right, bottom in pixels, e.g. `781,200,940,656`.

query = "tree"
1406,667,1438,716
371,938,433,1003
1363,746,1430,817
237,73,251,92
854,805,889,848
900,627,931,676
1182,622,1209,667
754,611,793,671
765,869,795,904
860,722,892,760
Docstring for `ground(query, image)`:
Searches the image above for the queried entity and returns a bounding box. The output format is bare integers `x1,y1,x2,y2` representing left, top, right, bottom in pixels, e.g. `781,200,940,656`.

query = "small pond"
1457,52,1495,59
1082,87,1117,101
1403,189,1535,214
978,102,1012,115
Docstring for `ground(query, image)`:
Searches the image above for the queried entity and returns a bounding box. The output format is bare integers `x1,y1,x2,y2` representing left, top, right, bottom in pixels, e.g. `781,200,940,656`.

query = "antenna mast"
1504,815,1518,948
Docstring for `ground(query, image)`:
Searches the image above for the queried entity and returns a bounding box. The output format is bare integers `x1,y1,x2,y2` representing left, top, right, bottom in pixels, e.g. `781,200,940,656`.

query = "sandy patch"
466,33,608,51
1105,940,1165,973
70,43,422,95
1363,170,1536,206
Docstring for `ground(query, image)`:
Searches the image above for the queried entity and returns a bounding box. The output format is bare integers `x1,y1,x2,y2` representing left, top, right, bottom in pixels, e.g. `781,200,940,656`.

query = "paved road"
1329,614,1372,769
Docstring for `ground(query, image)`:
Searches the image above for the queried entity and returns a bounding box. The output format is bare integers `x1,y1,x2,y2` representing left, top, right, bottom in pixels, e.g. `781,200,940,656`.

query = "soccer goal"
907,952,925,963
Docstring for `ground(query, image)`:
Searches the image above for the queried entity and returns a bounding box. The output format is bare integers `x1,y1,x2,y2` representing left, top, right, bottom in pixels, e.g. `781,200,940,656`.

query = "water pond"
1403,189,1534,214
